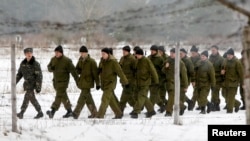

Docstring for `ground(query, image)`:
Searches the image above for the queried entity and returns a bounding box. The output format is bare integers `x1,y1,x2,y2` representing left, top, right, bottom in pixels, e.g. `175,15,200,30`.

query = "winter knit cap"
211,45,219,50
108,48,113,55
150,45,158,51
180,48,187,54
227,48,234,55
223,52,227,58
190,45,198,52
122,46,131,52
170,48,175,53
201,50,208,57
79,46,88,52
24,47,33,53
158,46,165,52
54,45,63,54
133,46,141,52
135,48,144,55
101,48,110,54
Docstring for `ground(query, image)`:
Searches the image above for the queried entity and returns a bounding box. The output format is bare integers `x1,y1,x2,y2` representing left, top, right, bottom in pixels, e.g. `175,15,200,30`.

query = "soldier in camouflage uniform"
180,48,195,110
157,46,169,111
148,45,165,113
162,48,188,116
130,48,157,119
71,46,100,119
46,45,79,118
195,51,215,114
209,45,224,111
119,46,136,114
16,48,43,119
221,48,243,113
97,48,128,119
188,45,201,111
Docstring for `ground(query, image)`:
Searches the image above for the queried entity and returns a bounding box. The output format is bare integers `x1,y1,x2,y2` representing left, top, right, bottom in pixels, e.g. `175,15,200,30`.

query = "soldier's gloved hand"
96,85,101,90
51,66,55,71
124,84,130,88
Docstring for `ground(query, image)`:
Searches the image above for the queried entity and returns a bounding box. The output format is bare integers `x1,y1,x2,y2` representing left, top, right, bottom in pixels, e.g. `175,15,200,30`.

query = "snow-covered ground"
0,46,246,141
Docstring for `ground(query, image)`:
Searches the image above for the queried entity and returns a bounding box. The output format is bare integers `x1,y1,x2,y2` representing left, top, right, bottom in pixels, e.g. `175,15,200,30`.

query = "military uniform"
72,54,100,119
47,53,79,118
222,56,243,113
209,53,224,111
195,58,215,114
131,54,158,118
148,53,165,109
97,52,128,119
162,58,188,116
119,53,136,112
16,55,43,119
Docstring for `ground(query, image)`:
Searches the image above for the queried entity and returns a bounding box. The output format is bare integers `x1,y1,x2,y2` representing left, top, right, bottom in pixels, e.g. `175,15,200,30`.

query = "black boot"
34,111,44,119
165,111,172,117
146,110,156,118
17,110,25,119
214,103,220,111
46,108,56,119
157,104,165,113
188,100,195,111
200,106,206,114
112,114,123,119
180,105,187,116
130,113,138,119
207,102,212,113
63,108,73,118
240,100,245,110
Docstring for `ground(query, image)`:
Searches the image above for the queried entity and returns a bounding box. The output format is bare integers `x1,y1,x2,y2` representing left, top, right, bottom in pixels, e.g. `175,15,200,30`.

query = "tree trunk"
174,43,181,125
242,26,250,124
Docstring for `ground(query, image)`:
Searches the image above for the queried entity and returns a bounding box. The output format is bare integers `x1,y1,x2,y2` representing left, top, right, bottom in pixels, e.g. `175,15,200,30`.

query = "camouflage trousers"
51,88,71,111
97,88,122,118
197,86,210,107
73,89,97,117
224,87,241,112
119,85,136,112
149,84,163,106
211,83,223,105
166,87,186,114
20,90,41,112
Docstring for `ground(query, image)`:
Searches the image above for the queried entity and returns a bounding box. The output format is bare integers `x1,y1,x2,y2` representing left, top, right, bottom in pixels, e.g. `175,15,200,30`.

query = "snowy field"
0,46,247,141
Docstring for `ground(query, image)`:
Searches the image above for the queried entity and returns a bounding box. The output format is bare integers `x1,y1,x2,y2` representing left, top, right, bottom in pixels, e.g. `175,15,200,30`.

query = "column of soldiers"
16,44,245,119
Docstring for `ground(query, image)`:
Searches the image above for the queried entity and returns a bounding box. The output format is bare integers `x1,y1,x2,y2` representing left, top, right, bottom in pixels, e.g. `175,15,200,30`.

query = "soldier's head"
158,46,165,56
135,48,144,59
180,48,187,59
79,46,88,58
122,46,131,56
210,45,219,56
24,47,33,61
101,48,110,60
200,50,208,61
190,45,199,57
54,45,63,58
150,45,158,55
226,48,234,60
170,48,175,58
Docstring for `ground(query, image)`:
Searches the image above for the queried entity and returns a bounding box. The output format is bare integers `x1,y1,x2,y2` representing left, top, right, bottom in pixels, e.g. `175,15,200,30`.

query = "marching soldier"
162,48,188,116
46,45,79,118
180,48,195,110
119,46,136,114
209,45,224,111
97,48,128,119
195,50,215,114
130,48,157,118
16,48,43,119
71,46,100,119
148,45,165,113
221,48,243,113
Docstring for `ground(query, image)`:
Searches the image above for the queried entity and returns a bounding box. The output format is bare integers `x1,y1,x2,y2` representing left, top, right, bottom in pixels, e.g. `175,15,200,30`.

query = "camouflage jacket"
16,56,43,91
209,53,224,83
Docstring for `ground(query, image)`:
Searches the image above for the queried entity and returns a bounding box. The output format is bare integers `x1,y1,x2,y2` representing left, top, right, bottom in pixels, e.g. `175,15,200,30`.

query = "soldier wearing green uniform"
156,46,169,112
221,48,243,113
162,48,188,116
180,48,195,110
97,48,128,119
148,45,165,113
209,45,224,111
71,46,100,119
46,45,79,118
130,48,157,119
16,48,43,119
195,50,215,114
188,45,201,111
119,46,136,114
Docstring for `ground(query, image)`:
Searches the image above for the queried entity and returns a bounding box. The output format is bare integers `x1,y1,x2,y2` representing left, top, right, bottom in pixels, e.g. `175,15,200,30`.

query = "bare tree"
216,0,250,124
